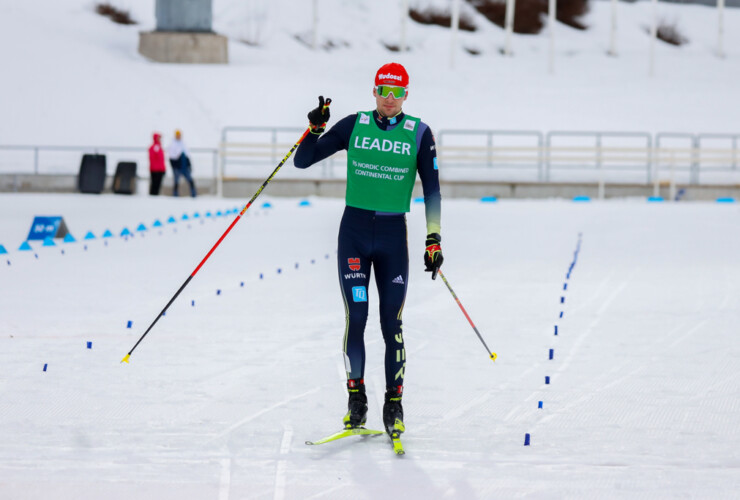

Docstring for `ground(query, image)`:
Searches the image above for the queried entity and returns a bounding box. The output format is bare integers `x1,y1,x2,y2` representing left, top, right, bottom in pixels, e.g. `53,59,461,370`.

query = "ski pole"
121,99,332,363
437,269,497,362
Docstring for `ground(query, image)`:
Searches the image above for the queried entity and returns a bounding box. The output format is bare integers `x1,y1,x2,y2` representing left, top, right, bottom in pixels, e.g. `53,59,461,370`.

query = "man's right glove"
424,233,443,280
307,95,331,134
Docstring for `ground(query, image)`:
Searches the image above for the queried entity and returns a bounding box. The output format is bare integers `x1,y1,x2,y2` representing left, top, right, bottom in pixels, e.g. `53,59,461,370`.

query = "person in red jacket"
148,132,166,195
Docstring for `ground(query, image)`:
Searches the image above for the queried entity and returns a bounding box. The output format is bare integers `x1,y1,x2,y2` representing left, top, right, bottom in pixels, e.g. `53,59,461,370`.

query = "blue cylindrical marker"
545,376,550,384
538,401,543,409
524,433,531,446
126,320,132,329
217,289,221,295
559,311,564,318
563,283,568,290
191,300,195,307
560,296,565,303
259,273,263,279
554,325,558,336
277,268,282,274
43,364,48,372
240,282,244,287
549,349,554,360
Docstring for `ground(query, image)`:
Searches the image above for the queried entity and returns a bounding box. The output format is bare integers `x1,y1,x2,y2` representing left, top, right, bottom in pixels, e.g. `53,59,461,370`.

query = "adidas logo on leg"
392,275,404,285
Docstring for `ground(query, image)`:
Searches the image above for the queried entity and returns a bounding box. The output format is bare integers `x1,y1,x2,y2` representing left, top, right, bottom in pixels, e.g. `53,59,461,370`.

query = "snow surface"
1,1,739,498
0,0,738,151
1,193,739,499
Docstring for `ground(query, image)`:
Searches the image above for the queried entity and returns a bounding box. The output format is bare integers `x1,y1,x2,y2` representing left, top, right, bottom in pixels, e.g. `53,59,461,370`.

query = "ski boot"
383,385,405,435
343,378,368,429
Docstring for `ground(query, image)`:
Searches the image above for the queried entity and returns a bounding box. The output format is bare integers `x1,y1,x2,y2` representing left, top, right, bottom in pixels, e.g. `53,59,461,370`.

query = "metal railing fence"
2,130,739,194
0,144,219,179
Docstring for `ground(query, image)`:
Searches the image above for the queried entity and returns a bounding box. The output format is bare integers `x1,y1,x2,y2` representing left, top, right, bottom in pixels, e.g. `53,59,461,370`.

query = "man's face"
374,86,407,118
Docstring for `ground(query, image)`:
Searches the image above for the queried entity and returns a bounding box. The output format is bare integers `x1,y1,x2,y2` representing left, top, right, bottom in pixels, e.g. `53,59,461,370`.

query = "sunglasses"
375,85,407,99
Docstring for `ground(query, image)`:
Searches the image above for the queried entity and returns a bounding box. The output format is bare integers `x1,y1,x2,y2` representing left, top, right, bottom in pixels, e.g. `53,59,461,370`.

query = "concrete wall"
4,174,739,201
138,31,228,64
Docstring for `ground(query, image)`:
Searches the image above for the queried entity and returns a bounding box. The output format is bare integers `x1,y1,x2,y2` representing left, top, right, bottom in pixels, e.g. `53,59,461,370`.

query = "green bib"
346,111,419,213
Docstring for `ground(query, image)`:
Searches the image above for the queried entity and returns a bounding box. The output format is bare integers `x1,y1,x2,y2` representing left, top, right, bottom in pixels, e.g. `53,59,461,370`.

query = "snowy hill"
0,0,738,150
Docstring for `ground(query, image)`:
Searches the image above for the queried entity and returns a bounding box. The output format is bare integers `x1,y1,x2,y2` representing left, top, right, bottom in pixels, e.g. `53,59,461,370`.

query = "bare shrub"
656,21,688,46
557,0,589,30
95,3,136,25
468,0,546,34
643,20,688,46
409,7,477,31
293,34,351,51
467,0,590,34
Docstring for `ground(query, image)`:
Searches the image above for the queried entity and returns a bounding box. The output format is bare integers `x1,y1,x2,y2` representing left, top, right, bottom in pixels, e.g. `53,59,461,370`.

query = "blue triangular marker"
261,202,272,209
298,200,311,206
120,228,131,236
0,245,7,254
63,233,76,243
216,211,223,217
84,231,95,240
573,196,591,202
43,236,56,247
717,197,736,203
481,196,497,203
182,214,189,220
103,230,113,238
167,216,176,223
137,223,147,231
153,220,163,227
205,211,212,217
413,197,424,203
193,212,201,218
647,196,664,202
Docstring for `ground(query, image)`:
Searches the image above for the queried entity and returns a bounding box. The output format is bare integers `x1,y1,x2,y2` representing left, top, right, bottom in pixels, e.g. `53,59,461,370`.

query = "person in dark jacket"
167,129,197,197
294,63,443,440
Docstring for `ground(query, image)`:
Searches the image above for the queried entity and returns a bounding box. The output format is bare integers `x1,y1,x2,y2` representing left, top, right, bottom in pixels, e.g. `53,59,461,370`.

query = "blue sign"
352,286,368,303
27,216,69,241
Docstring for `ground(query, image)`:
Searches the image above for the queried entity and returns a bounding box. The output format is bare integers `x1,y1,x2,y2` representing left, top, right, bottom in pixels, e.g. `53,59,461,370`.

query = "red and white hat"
375,62,409,88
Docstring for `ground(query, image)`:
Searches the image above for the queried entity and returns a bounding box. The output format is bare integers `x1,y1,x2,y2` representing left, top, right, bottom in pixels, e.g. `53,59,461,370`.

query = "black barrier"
78,154,106,194
113,162,137,195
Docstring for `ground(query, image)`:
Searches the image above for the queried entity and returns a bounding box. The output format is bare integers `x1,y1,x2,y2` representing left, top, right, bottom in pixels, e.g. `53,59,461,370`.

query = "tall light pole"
649,0,657,76
504,0,516,56
400,0,409,52
608,0,618,56
718,0,725,58
312,0,318,50
451,0,460,68
548,0,556,74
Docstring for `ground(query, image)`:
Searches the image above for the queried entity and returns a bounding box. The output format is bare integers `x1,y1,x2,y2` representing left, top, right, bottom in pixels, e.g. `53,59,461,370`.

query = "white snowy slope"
0,193,738,499
0,0,738,150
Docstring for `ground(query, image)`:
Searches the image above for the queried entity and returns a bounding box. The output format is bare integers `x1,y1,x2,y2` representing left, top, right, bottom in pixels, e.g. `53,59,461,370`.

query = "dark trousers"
170,158,196,197
337,206,408,389
149,171,165,195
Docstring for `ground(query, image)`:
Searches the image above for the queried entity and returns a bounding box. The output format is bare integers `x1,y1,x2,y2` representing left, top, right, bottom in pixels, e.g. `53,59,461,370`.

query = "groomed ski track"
0,194,738,499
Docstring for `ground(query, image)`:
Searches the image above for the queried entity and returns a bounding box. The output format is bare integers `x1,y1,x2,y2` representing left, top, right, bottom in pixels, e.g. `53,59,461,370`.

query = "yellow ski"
305,427,384,446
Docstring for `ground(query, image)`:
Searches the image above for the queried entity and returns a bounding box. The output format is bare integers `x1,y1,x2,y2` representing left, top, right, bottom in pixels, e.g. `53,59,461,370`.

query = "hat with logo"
375,63,409,88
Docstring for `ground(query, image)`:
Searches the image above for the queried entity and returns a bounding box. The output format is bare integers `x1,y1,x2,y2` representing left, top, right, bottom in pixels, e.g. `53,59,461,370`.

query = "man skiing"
294,63,443,442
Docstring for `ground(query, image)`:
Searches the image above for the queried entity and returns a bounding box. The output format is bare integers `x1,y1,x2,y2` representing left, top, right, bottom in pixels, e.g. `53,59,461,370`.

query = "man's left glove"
307,96,331,134
424,233,443,280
